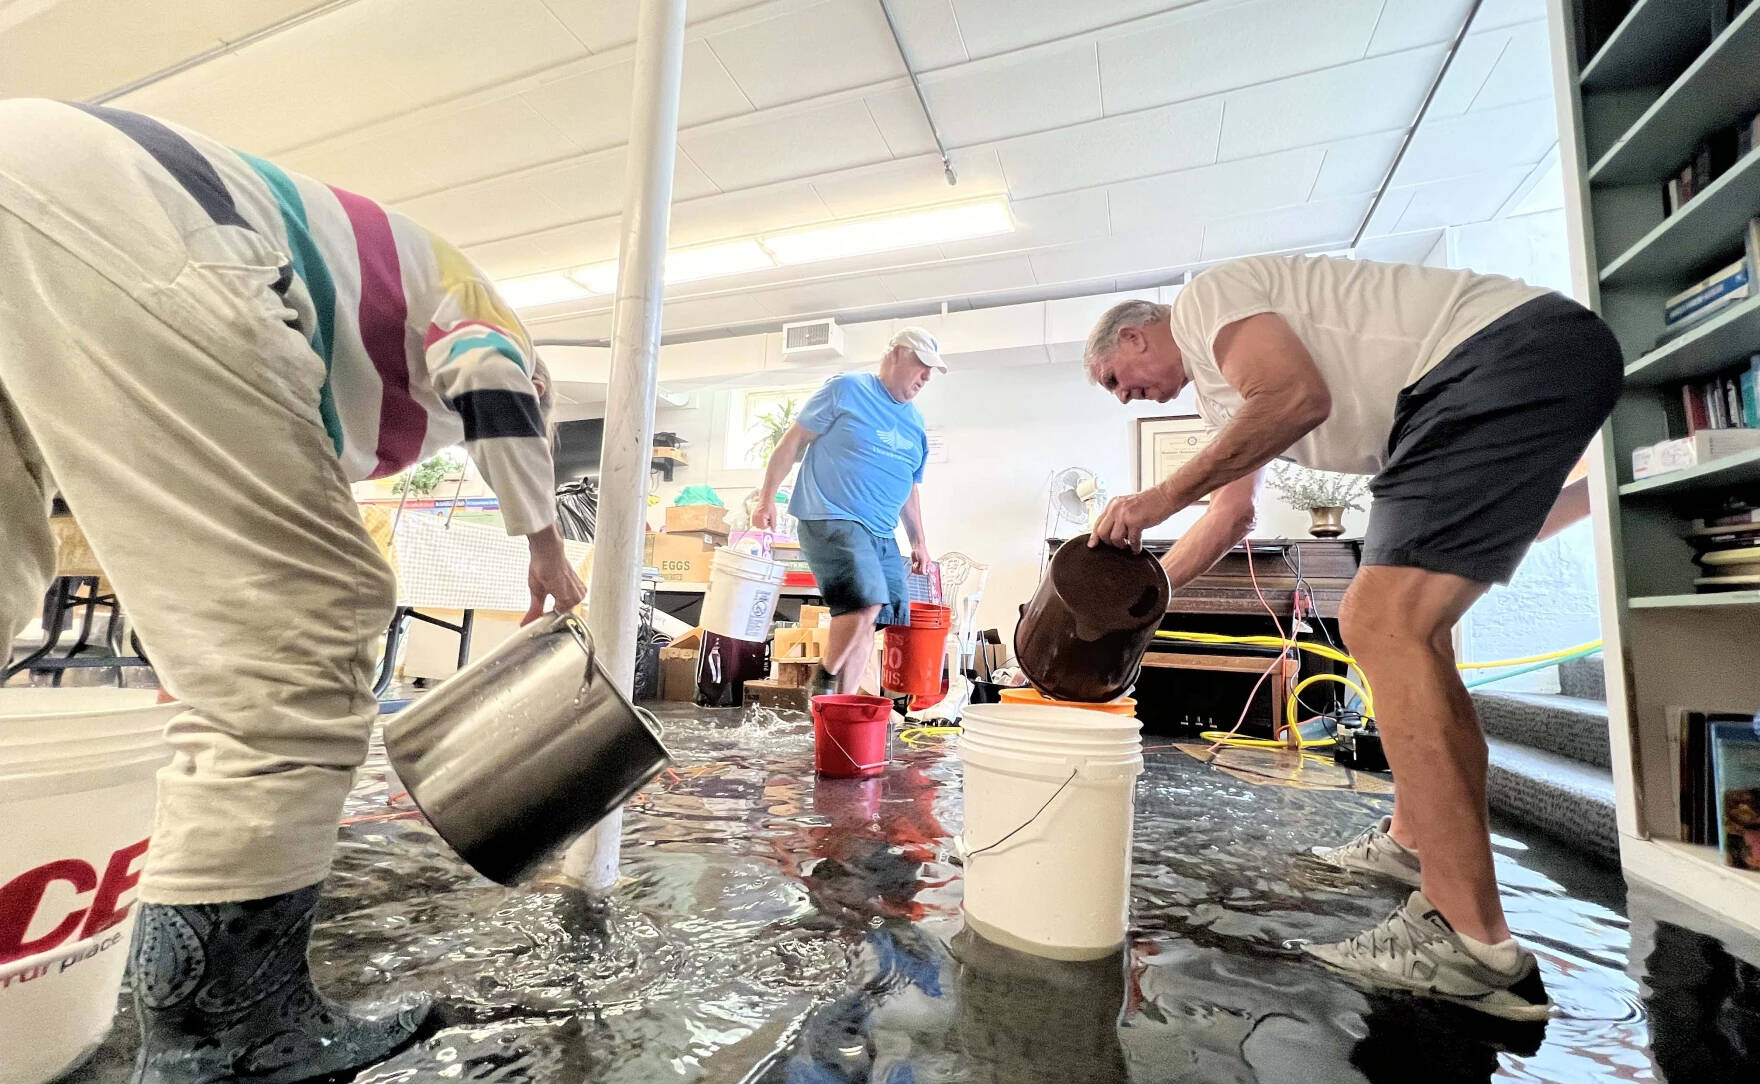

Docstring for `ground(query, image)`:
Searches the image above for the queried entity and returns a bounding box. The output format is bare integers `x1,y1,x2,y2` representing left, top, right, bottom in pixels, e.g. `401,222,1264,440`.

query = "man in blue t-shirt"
753,328,941,694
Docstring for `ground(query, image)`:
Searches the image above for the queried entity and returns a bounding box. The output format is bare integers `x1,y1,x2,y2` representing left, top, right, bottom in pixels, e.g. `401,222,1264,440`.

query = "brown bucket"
1014,534,1170,703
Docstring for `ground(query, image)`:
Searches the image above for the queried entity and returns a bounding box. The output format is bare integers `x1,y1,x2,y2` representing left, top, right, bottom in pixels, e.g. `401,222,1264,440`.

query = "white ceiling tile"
1395,98,1557,185
537,0,762,53
658,291,789,333
1391,168,1531,232
811,150,1004,217
1308,131,1405,199
1105,149,1328,234
1361,188,1416,237
395,177,574,249
878,0,970,68
1216,48,1442,161
1472,0,1549,32
938,188,1112,260
1506,153,1564,217
397,148,715,247
520,41,750,155
111,0,586,154
463,218,625,280
1467,18,1553,111
276,96,580,204
526,309,614,340
1423,28,1512,118
1351,229,1446,264
996,98,1223,200
667,183,835,246
1098,0,1382,115
679,98,892,190
880,253,1038,301
920,39,1101,146
863,86,939,158
948,0,1198,59
0,0,314,99
1365,0,1476,56
531,148,719,222
1199,196,1369,261
706,0,903,109
1028,230,1202,287
759,276,905,319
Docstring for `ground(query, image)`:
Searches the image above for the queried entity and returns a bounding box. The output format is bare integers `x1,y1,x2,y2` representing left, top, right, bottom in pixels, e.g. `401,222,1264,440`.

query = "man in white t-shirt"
1083,254,1622,1020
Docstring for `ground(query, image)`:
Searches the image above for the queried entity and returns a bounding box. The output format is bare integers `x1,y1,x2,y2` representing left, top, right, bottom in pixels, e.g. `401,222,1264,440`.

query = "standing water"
61,706,1757,1082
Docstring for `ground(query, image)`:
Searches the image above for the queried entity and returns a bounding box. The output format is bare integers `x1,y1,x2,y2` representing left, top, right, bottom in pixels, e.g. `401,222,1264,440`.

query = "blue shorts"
795,518,906,624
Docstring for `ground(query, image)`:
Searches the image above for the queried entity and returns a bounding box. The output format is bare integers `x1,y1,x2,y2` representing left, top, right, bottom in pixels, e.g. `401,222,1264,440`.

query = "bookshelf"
1549,0,1760,938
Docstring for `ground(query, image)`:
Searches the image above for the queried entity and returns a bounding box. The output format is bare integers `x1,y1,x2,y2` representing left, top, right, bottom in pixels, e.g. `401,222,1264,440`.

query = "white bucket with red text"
0,689,175,1084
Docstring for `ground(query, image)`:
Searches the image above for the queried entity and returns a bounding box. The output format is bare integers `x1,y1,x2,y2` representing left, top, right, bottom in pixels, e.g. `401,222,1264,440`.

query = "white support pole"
561,0,686,891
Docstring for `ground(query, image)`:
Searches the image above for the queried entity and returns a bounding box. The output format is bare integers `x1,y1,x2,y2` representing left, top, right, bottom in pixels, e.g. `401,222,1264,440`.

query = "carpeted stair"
1474,655,1619,864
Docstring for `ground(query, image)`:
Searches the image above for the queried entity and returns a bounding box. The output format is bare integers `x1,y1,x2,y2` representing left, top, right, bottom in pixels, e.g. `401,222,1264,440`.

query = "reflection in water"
61,706,1758,1082
1639,918,1760,1083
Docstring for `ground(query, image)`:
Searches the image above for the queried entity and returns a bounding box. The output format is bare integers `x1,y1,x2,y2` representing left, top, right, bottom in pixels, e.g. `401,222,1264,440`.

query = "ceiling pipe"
1350,0,1486,249
877,0,957,185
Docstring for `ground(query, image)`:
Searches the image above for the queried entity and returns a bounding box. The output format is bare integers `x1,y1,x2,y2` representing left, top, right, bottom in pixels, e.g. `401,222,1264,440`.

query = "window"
725,385,817,471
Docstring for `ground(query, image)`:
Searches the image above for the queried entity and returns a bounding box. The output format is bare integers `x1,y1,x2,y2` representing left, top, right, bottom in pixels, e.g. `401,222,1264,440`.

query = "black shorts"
1361,293,1622,585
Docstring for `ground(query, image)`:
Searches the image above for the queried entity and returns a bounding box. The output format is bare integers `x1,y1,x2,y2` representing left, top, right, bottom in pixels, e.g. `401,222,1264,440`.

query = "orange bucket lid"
998,686,1137,716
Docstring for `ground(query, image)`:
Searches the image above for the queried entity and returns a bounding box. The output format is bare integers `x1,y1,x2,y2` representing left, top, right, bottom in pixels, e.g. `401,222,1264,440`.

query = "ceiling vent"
780,318,844,363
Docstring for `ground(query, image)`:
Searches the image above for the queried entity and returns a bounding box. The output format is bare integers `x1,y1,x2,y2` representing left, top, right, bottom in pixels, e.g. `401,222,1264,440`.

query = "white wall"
646,359,1325,639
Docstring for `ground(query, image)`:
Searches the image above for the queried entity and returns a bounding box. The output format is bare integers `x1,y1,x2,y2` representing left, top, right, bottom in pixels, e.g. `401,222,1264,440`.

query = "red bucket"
811,694,893,778
881,602,952,695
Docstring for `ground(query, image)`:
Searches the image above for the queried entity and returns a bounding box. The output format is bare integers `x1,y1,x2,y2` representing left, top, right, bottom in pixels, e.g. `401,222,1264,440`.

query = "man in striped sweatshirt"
0,99,583,1083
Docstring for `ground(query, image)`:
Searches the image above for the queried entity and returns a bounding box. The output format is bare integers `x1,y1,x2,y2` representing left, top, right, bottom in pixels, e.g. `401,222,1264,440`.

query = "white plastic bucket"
957,704,1143,962
0,690,176,1084
700,547,786,641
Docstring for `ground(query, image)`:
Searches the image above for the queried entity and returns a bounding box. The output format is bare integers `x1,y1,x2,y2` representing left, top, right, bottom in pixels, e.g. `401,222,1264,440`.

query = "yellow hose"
1160,631,1605,752
899,725,961,747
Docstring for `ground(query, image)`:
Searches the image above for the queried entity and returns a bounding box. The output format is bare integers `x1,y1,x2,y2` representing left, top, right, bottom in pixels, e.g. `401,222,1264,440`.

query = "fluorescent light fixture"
762,199,1013,265
572,239,778,294
496,273,592,309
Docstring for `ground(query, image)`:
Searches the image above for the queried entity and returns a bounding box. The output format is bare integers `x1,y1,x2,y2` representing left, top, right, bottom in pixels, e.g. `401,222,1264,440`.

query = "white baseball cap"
890,326,947,372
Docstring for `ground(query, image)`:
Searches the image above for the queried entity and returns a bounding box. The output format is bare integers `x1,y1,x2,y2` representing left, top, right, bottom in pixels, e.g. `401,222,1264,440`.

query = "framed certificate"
1135,414,1214,501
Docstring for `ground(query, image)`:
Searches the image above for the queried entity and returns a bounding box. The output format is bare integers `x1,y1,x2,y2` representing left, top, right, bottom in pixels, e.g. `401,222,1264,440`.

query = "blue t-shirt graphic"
787,374,928,536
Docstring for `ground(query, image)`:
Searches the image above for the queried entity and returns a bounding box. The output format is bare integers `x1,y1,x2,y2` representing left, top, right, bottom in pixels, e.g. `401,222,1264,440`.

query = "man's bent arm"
1157,313,1330,510
1159,471,1260,590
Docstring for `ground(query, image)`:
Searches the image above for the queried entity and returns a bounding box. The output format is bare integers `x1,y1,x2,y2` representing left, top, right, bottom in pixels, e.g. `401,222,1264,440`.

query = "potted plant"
1265,462,1370,538
749,398,801,465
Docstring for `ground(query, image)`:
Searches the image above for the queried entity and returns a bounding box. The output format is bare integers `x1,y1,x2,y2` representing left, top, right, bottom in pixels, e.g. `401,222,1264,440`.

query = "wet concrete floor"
68,706,1760,1082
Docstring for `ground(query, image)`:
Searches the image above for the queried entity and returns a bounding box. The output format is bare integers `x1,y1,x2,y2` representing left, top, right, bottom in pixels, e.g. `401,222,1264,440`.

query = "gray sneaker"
1297,891,1553,1021
1307,815,1422,887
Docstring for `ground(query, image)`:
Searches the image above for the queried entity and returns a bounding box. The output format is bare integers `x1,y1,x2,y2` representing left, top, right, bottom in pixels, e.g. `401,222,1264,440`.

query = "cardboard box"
799,605,830,629
659,628,702,701
644,531,723,582
1633,429,1760,479
665,504,730,535
745,678,811,713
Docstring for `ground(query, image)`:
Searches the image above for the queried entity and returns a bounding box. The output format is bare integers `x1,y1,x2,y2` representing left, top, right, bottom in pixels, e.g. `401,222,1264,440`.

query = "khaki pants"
0,163,394,903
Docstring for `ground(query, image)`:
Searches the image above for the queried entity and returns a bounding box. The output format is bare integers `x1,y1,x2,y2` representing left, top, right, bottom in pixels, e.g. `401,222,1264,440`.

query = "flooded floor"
68,706,1760,1083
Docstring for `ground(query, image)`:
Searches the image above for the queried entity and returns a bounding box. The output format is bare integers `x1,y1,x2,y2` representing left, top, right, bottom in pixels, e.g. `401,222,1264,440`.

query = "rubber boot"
807,663,837,699
128,883,429,1084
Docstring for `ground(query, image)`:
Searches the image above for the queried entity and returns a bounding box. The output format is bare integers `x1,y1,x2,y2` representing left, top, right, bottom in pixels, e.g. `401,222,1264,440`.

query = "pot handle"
558,611,598,686
634,704,665,740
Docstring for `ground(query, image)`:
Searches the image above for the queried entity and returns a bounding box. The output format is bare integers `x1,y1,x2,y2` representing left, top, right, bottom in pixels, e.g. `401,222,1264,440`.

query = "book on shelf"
1665,259,1749,326
1671,355,1760,436
1670,709,1755,845
1633,429,1760,478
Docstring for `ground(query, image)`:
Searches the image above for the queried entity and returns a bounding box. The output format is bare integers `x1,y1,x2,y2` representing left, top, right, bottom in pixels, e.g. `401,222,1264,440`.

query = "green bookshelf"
1552,0,1760,937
